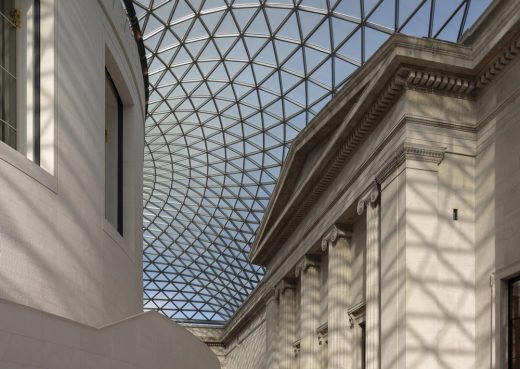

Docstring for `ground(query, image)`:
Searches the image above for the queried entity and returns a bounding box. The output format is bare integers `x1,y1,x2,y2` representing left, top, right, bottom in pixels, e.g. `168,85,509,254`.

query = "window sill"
0,141,57,193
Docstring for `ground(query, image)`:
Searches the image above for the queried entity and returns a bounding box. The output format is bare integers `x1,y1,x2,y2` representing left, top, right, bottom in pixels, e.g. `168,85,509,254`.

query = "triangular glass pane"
199,41,219,61
187,18,207,40
214,36,236,55
298,9,325,39
368,0,396,30
304,46,328,71
277,12,300,40
364,26,390,60
307,18,332,51
215,12,239,35
227,40,249,60
246,11,269,34
233,7,257,31
273,39,299,63
337,27,362,63
333,56,357,87
200,10,226,34
398,0,426,29
282,47,305,74
264,7,292,32
435,4,465,42
255,41,277,65
400,0,431,37
244,36,269,57
310,57,332,87
334,0,361,18
432,0,462,35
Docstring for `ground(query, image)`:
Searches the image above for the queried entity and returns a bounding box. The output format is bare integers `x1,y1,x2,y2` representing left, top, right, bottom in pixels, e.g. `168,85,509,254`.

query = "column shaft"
280,286,296,369
366,202,380,369
266,294,280,369
300,263,321,369
327,236,351,369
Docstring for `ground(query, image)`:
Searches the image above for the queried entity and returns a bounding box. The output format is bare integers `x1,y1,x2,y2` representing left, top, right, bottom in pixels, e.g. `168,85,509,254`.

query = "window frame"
0,0,41,159
105,69,123,235
33,0,40,164
348,301,366,369
509,276,520,369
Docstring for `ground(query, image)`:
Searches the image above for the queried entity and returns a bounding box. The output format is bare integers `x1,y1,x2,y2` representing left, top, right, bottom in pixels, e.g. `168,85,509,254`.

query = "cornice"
404,69,475,96
375,143,446,185
347,301,366,328
251,66,476,265
476,37,520,89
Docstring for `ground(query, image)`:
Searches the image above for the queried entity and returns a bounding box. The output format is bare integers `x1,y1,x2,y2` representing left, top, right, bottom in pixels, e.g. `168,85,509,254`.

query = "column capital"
357,181,380,215
294,255,320,277
275,278,296,297
292,339,301,357
266,286,279,303
316,322,328,346
321,223,352,251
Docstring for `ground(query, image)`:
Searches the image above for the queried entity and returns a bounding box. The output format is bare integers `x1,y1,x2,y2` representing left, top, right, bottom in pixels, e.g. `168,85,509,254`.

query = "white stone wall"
226,312,266,369
0,0,145,327
0,299,220,369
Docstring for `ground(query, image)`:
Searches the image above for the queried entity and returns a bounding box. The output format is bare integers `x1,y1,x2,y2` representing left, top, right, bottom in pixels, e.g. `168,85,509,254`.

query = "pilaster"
358,183,381,369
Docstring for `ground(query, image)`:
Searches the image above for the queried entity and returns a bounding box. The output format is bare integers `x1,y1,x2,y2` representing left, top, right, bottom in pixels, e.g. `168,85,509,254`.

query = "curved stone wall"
0,0,145,327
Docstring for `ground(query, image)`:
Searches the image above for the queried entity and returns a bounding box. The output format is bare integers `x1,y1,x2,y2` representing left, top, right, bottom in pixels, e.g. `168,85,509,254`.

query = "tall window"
0,0,40,160
349,303,366,369
510,278,520,369
105,71,123,235
0,0,17,149
359,321,366,369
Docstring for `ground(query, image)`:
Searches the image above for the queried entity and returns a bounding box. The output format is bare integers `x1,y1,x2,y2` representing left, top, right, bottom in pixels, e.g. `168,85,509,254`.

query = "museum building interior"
2,0,520,368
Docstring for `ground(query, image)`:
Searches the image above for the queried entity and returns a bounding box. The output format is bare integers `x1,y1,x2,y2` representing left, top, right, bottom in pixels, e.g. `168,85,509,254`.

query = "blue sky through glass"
135,0,492,324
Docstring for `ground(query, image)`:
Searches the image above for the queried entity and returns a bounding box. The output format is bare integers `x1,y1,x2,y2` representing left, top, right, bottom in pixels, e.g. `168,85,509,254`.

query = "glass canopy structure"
134,0,491,324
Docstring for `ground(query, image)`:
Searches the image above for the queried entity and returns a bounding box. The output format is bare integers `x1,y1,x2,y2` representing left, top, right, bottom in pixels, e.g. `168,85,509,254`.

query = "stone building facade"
190,1,520,369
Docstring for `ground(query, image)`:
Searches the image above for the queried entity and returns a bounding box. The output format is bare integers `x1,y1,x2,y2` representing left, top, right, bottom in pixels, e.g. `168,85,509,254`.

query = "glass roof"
134,0,491,324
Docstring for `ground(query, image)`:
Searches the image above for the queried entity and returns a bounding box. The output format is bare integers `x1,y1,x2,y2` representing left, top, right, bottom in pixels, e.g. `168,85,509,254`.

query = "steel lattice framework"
133,0,491,323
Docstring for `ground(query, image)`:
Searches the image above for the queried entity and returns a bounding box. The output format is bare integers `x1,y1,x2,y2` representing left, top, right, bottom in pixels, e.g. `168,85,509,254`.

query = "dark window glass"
0,0,17,148
510,278,520,369
360,322,366,369
105,71,123,235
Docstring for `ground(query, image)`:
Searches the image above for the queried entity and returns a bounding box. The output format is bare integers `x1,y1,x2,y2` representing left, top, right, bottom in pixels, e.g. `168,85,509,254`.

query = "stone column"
278,279,297,369
266,287,280,369
296,256,321,369
357,183,380,369
321,224,352,369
